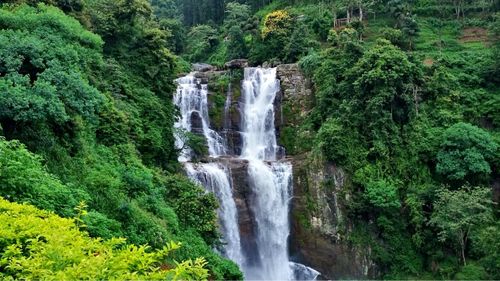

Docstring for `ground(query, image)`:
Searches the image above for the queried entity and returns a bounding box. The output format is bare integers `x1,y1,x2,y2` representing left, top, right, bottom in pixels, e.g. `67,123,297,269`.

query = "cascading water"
173,74,245,267
174,75,226,161
173,69,319,280
185,162,244,266
239,68,293,280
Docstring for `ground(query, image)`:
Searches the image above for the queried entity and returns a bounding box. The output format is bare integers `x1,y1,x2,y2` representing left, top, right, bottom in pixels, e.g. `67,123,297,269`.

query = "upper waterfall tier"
173,74,226,161
241,68,281,161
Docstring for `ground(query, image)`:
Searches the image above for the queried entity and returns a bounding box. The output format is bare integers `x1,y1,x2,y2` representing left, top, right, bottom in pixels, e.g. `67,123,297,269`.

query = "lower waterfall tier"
183,157,318,280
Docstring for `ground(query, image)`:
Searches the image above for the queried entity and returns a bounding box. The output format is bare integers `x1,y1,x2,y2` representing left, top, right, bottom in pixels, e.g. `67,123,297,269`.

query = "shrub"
0,197,209,280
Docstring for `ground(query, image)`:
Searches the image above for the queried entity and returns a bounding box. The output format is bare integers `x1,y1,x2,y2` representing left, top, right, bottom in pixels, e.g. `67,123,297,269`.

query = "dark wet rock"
225,59,249,69
223,130,242,156
195,70,229,85
262,60,282,68
218,158,260,265
190,111,204,134
193,63,216,72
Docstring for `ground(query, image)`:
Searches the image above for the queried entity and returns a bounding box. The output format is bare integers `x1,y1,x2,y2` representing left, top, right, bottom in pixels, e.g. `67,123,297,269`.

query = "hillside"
0,0,499,280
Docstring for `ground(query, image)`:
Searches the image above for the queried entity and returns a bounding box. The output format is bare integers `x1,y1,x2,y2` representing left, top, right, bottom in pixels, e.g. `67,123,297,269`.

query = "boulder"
225,59,249,69
195,70,229,85
192,63,216,72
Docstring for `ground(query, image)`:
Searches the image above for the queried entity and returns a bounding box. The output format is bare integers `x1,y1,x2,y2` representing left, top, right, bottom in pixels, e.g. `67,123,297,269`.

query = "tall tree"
429,186,494,265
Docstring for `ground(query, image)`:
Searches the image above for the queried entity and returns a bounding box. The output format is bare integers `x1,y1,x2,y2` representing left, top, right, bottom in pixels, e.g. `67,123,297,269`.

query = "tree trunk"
359,5,363,21
461,0,465,19
461,245,467,266
413,85,419,116
460,229,467,266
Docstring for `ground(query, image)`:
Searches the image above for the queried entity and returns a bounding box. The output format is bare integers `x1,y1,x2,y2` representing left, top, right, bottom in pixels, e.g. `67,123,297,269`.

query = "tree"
226,25,247,60
438,0,474,19
429,186,494,265
311,10,333,41
224,2,251,28
151,0,180,19
400,13,419,50
284,21,311,62
260,10,294,62
348,39,421,148
436,122,497,182
474,222,500,278
0,4,104,124
180,0,225,26
341,0,377,22
262,10,293,39
185,24,219,62
159,18,186,53
486,13,500,85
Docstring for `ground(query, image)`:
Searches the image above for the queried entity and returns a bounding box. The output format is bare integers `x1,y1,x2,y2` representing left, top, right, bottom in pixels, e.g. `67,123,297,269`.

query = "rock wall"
218,157,260,265
290,153,375,279
275,64,313,151
276,64,375,279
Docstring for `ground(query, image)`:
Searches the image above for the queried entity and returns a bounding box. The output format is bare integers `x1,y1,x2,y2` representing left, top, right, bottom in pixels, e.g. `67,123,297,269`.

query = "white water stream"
240,68,293,279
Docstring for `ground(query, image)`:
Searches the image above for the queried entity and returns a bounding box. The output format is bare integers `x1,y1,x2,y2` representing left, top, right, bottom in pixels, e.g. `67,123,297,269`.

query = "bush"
83,211,123,239
0,197,209,280
454,264,488,280
0,138,83,216
163,175,219,244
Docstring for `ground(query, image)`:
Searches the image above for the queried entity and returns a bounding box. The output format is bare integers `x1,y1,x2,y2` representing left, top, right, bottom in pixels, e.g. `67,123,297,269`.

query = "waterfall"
173,69,319,280
174,75,226,161
185,162,244,266
173,74,245,268
241,68,280,160
239,68,293,280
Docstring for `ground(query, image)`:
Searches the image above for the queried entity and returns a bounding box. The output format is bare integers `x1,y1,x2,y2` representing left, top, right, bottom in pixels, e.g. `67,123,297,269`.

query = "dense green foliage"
436,122,497,182
286,0,499,278
0,197,209,280
169,0,496,279
0,1,242,279
164,0,499,278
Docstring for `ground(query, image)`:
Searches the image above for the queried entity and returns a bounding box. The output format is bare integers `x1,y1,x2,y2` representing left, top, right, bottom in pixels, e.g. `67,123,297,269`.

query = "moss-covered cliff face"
276,64,315,155
276,64,376,279
290,152,376,279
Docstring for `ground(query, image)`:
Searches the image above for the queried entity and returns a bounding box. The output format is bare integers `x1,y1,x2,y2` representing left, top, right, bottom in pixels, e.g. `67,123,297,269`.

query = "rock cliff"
276,64,376,279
